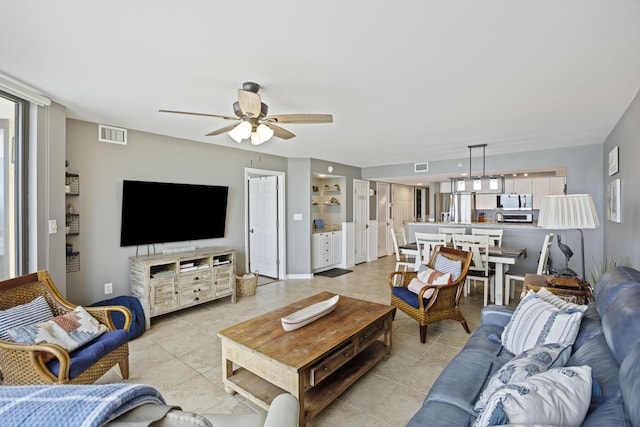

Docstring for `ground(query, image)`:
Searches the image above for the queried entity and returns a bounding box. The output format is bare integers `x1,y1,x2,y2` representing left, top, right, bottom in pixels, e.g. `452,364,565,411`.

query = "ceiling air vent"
414,162,428,173
98,124,127,145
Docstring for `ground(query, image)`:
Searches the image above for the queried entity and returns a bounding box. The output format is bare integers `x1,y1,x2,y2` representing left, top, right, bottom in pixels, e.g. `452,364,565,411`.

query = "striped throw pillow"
0,296,54,341
434,254,463,281
501,290,584,356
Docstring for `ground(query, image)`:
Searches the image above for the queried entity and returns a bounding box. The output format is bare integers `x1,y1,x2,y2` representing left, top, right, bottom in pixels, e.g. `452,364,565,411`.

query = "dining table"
398,242,526,305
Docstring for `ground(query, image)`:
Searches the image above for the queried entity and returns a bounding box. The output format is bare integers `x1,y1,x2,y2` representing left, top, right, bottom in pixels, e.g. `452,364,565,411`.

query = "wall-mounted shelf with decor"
65,172,80,273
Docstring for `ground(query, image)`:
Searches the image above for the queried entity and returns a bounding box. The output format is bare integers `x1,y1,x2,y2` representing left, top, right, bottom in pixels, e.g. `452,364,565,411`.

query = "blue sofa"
406,266,640,426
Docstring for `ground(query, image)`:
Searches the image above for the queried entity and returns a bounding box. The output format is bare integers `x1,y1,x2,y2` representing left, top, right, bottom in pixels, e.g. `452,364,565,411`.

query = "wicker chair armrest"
388,271,418,289
84,305,132,331
0,340,70,383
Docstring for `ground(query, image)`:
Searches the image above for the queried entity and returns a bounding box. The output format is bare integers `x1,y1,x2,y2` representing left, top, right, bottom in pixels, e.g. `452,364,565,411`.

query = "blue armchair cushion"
392,286,431,309
47,329,128,379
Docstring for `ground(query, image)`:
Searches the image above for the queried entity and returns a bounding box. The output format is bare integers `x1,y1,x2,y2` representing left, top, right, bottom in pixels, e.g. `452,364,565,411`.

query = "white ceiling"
2,1,640,173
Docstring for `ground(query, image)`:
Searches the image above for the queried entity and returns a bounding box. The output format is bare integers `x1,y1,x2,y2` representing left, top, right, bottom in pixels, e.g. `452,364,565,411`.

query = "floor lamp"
537,194,600,282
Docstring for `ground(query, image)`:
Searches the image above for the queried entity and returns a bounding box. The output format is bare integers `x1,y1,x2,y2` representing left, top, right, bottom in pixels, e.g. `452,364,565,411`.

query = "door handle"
250,228,254,233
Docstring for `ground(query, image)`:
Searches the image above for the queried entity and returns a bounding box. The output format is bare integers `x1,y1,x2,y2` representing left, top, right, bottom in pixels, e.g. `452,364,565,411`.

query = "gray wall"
65,119,287,305
286,158,312,275
602,87,640,268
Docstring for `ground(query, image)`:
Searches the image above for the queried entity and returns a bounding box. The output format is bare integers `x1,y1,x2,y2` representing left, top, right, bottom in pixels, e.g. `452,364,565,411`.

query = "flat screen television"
120,180,229,247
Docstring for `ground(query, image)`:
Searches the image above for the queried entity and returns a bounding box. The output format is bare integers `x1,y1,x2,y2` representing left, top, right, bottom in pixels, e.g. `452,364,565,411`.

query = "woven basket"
236,271,258,296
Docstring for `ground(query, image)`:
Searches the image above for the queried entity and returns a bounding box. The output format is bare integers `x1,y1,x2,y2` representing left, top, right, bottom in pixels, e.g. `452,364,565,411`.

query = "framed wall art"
607,178,621,223
608,146,619,176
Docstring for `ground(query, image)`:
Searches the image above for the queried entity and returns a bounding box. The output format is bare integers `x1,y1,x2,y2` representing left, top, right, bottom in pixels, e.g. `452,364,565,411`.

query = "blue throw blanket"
0,384,165,427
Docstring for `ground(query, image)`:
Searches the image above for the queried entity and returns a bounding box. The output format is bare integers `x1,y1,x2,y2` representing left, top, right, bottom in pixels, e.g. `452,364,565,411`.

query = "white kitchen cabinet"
532,177,566,209
476,193,496,210
504,177,532,194
312,230,342,271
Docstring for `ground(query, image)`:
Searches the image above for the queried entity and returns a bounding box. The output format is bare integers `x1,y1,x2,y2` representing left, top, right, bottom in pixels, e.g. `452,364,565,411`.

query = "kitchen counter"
407,221,540,229
312,224,342,234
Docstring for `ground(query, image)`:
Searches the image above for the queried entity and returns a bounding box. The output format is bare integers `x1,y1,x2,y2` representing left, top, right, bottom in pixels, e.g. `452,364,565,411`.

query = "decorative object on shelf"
281,295,339,331
607,178,621,223
608,145,619,176
329,197,338,204
159,81,332,145
334,184,340,191
312,185,318,192
538,194,599,282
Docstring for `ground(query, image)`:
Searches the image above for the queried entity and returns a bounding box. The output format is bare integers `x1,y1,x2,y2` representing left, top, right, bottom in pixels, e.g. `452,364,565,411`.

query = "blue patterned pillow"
7,306,108,353
0,296,53,341
473,366,592,427
474,342,572,411
434,254,462,281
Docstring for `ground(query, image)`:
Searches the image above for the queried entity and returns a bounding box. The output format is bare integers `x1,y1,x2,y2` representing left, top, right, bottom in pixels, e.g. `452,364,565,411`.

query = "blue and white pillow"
474,342,572,411
501,290,584,356
0,296,53,341
434,254,462,281
473,366,592,427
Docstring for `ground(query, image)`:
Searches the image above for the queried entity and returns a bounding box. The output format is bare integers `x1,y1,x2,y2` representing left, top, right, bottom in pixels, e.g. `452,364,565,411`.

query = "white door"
248,176,278,278
377,182,391,257
353,179,369,264
391,184,414,237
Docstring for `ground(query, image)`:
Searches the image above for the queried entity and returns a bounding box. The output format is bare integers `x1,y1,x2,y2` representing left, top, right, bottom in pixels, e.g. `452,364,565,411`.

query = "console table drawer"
178,270,211,285
179,282,212,304
358,318,386,348
309,342,355,386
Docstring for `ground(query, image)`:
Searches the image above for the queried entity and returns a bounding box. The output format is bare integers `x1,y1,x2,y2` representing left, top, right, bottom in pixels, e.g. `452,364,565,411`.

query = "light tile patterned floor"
99,255,519,426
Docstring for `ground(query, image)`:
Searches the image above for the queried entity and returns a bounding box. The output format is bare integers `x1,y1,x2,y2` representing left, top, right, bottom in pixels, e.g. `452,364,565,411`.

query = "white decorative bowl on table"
281,295,340,332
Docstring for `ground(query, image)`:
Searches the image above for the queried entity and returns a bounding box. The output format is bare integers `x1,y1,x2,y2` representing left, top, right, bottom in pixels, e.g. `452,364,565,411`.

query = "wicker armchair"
388,245,473,343
0,270,131,385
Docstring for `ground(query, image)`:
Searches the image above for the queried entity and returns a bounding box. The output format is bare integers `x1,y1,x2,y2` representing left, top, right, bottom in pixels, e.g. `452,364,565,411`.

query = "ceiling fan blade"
266,123,296,140
265,114,333,124
159,109,238,121
237,89,262,118
206,123,240,136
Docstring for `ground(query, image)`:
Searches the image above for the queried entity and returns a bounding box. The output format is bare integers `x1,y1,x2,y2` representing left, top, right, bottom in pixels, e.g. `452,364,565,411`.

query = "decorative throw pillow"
434,254,463,281
474,342,572,411
473,365,592,427
417,264,452,285
537,287,588,312
0,296,53,341
501,290,584,356
8,305,108,354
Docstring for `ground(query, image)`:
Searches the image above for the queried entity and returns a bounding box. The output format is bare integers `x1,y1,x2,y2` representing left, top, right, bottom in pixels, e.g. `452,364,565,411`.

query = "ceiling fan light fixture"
256,123,274,141
250,131,263,145
229,121,252,143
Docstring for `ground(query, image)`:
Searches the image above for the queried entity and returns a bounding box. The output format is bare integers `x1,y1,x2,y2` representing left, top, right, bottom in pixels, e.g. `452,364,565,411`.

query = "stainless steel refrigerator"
434,193,451,222
449,193,476,224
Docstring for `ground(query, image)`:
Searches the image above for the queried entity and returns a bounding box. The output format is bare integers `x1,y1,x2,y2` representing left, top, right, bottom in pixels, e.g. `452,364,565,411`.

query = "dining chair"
453,234,495,306
438,227,467,245
414,232,447,266
393,225,408,245
504,233,554,303
391,228,415,275
471,228,503,248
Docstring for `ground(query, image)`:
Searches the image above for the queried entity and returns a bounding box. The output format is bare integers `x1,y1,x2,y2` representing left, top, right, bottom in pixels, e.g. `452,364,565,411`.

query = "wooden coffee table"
218,292,395,426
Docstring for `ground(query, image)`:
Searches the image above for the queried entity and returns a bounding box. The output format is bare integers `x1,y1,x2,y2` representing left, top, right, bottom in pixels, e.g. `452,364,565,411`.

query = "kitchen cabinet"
476,194,496,210
504,177,532,194
312,230,342,271
532,177,565,209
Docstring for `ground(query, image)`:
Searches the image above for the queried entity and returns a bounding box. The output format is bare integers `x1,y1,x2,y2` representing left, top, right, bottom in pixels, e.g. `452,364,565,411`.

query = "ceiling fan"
159,82,333,145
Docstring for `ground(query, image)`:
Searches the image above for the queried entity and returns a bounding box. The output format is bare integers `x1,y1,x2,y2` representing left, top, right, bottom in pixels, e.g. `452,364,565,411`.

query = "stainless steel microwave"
496,194,533,210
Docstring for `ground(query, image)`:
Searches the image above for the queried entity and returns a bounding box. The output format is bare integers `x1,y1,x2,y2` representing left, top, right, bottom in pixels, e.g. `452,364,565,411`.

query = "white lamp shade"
228,121,252,143
538,194,600,229
250,131,261,145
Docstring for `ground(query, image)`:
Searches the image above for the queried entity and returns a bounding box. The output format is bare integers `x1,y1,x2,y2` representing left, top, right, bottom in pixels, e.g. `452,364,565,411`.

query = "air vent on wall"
98,124,127,145
414,162,428,173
